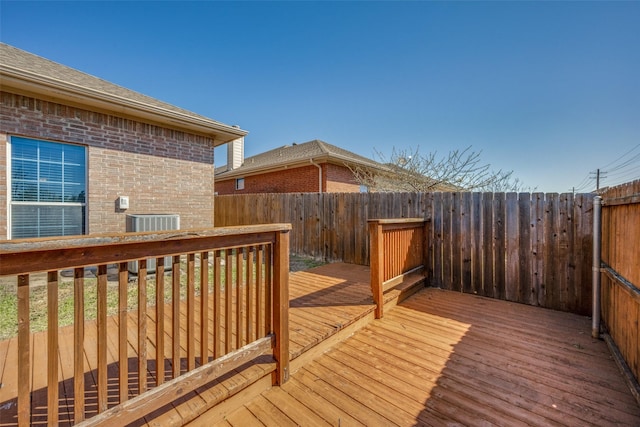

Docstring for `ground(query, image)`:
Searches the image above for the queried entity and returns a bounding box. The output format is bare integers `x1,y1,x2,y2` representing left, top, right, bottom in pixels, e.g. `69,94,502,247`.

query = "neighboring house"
215,139,385,194
0,43,246,239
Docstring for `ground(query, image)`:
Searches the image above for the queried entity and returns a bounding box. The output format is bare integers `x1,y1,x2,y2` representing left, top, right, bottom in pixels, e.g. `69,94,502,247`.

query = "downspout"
310,159,322,192
592,196,602,339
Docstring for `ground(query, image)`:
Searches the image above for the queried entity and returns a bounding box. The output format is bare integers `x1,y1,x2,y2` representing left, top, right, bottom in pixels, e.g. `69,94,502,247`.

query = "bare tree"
351,146,530,192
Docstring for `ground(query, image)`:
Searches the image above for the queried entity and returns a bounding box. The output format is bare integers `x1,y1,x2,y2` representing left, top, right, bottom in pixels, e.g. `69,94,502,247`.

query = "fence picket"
215,191,595,313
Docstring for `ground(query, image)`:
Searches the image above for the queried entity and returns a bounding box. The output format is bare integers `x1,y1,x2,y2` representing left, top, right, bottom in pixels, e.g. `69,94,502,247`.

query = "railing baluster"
200,251,209,366
0,224,293,425
97,264,108,412
118,262,128,403
265,244,272,337
156,257,165,386
256,246,264,338
187,253,195,371
225,249,233,354
138,260,147,394
47,271,59,425
17,274,30,427
171,256,181,378
236,248,244,349
246,246,254,343
74,267,85,423
213,250,222,359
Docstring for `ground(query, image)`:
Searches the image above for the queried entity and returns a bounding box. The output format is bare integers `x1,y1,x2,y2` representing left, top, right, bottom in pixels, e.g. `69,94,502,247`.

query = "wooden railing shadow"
0,355,274,426
289,268,373,308
391,290,640,426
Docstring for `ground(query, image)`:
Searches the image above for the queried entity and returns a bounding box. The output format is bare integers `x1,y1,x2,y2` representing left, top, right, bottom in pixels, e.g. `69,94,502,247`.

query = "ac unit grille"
127,214,180,274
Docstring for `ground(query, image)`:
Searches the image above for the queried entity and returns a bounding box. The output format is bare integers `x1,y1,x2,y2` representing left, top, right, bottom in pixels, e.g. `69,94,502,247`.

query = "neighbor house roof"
0,43,246,144
215,139,388,179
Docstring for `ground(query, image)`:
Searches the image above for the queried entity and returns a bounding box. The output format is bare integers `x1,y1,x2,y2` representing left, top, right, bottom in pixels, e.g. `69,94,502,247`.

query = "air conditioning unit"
127,214,180,274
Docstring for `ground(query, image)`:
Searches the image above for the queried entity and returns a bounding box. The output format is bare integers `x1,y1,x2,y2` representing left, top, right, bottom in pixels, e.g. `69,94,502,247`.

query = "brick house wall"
0,92,216,239
324,163,360,192
215,162,360,195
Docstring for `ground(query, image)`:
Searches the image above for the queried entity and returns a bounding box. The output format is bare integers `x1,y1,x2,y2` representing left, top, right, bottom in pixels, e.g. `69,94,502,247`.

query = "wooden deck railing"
600,186,640,385
369,218,429,318
0,224,291,426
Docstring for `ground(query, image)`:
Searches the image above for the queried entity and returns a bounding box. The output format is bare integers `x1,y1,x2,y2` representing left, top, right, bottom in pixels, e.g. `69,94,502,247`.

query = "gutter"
310,159,323,192
0,66,247,145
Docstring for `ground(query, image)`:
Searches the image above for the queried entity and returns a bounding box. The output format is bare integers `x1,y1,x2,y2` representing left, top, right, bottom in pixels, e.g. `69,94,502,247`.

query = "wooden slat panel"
532,193,545,307
17,275,30,427
225,249,233,355
214,250,222,359
256,246,264,337
187,253,195,371
461,192,472,294
505,192,519,302
482,192,494,298
451,193,462,292
46,271,59,424
97,264,108,413
471,192,482,296
246,247,254,343
138,260,148,394
517,193,531,305
235,248,244,350
73,267,85,423
118,262,128,403
172,256,181,378
493,193,506,300
200,251,209,366
265,244,273,337
156,257,166,386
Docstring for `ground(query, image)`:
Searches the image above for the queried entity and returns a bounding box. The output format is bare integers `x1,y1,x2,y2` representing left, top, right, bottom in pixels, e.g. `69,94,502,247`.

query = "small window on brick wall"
236,178,245,190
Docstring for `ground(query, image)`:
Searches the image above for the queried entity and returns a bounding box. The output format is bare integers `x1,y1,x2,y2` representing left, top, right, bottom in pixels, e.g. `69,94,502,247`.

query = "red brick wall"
325,163,360,192
215,162,360,195
0,92,216,239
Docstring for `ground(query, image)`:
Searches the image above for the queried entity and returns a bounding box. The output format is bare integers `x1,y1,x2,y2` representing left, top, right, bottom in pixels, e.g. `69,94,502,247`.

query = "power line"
601,144,640,170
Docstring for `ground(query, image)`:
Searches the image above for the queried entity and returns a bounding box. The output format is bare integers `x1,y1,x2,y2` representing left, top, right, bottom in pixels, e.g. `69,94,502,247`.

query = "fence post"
369,220,384,318
273,229,290,384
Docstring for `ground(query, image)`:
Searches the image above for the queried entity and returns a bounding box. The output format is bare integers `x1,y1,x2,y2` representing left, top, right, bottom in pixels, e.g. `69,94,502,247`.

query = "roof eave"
216,154,387,180
0,66,247,145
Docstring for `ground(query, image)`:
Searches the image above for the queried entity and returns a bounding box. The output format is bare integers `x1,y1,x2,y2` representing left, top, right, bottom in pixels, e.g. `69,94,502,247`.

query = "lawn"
0,254,324,340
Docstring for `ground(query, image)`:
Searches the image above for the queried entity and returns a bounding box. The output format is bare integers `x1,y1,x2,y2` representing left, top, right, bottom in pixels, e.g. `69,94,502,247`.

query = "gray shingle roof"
0,43,246,141
216,139,387,177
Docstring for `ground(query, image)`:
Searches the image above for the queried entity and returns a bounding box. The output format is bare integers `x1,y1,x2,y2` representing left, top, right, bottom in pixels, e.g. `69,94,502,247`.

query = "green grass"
0,253,324,340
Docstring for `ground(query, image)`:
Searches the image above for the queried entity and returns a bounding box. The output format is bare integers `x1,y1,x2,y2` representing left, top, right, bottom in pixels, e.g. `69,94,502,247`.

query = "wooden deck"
2,263,639,426
197,287,640,426
0,263,381,426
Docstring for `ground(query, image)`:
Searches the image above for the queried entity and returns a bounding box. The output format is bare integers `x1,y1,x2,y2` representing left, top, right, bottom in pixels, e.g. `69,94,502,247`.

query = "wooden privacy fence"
369,218,429,318
599,179,640,385
0,224,290,426
216,192,594,314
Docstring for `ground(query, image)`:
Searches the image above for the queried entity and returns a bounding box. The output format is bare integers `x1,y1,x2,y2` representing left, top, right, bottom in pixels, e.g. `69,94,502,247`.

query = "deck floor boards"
2,264,639,426
201,287,640,427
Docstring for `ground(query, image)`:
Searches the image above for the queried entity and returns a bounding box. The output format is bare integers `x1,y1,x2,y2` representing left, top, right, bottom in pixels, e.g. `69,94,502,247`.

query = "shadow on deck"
2,263,639,426
201,287,640,426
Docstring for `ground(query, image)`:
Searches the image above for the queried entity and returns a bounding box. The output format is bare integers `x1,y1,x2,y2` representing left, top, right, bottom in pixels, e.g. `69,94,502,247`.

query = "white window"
9,136,87,239
236,178,245,190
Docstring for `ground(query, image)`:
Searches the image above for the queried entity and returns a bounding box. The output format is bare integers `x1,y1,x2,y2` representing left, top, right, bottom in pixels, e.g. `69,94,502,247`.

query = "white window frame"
235,178,245,191
7,136,88,239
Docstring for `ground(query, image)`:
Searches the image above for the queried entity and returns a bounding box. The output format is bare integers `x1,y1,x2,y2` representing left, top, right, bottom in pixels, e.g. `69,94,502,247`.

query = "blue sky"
1,1,639,192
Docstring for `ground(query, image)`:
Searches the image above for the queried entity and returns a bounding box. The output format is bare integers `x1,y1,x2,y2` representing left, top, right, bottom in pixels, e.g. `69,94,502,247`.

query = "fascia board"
0,67,247,145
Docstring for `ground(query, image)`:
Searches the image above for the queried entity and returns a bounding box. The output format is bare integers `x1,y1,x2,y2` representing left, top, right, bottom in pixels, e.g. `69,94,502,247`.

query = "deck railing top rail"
0,223,292,276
